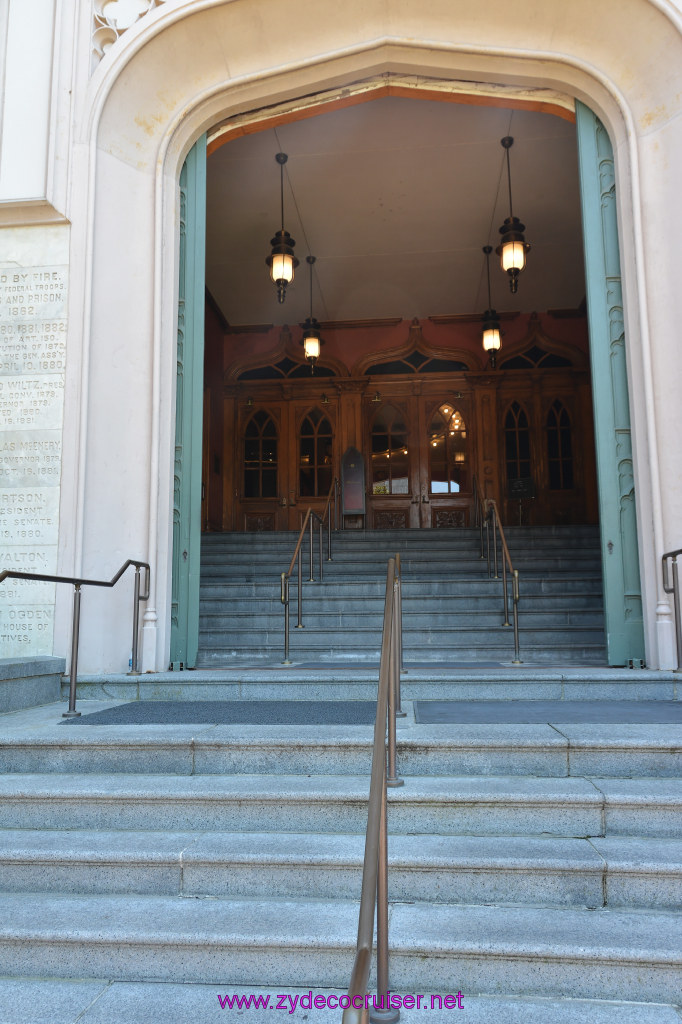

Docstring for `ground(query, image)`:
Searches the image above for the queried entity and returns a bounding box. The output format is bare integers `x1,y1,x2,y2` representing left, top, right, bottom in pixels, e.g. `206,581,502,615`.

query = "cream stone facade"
1,0,682,672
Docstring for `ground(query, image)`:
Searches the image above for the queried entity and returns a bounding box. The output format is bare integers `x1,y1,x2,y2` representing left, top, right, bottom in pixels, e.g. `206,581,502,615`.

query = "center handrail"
485,498,521,664
472,473,486,559
281,478,338,664
662,546,682,671
343,556,403,1024
0,559,150,717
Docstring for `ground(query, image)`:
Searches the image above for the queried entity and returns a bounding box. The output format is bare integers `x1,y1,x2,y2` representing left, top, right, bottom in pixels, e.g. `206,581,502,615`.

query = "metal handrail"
662,546,682,671
485,499,521,664
472,473,486,559
280,479,338,664
0,560,150,717
343,556,403,1024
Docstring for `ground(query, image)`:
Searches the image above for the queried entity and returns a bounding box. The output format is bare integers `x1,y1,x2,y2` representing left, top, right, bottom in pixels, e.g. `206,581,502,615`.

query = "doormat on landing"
414,699,682,724
62,700,378,726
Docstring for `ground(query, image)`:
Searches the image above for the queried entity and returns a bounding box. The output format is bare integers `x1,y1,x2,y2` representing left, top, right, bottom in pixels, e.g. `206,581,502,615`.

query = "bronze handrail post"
343,559,400,1024
393,552,403,712
662,547,682,671
308,512,315,582
485,500,522,663
473,474,486,559
280,481,337,663
386,579,403,788
63,585,82,718
281,573,291,664
0,559,151,716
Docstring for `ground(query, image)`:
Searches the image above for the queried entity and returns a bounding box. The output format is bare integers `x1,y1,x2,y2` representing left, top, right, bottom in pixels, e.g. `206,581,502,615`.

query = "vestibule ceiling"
205,95,585,328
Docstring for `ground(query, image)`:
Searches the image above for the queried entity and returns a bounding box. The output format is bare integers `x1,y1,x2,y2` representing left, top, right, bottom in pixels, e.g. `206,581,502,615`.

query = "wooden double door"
224,384,476,531
365,391,474,529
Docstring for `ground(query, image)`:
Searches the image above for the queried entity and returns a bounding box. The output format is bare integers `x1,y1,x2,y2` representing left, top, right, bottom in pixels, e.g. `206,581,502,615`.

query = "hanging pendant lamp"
481,245,501,369
496,137,530,294
301,255,324,374
266,153,299,304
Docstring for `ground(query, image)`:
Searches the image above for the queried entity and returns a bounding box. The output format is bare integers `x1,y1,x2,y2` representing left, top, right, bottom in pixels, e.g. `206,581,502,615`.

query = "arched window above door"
428,403,469,494
243,410,278,498
299,408,333,497
370,404,409,494
546,400,574,489
504,402,531,482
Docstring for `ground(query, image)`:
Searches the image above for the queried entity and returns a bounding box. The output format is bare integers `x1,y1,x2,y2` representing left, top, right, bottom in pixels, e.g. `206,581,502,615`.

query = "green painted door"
170,135,206,669
576,102,645,666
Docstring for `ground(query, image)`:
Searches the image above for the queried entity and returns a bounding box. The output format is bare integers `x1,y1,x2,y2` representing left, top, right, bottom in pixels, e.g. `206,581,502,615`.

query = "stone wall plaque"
0,265,67,658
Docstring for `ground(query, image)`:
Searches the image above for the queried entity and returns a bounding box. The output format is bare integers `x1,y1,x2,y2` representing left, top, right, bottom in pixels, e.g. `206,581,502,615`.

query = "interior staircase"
197,524,607,667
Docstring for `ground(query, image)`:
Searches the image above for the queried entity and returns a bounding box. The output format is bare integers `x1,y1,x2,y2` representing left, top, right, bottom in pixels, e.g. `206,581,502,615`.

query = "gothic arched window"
299,408,333,497
243,410,278,498
504,402,531,482
546,400,574,489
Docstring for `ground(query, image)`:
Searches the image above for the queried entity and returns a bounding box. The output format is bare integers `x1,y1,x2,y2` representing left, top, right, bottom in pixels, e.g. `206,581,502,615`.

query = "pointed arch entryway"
171,97,643,667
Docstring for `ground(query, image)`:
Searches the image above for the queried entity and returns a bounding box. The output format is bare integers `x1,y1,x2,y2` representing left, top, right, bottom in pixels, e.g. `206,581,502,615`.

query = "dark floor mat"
414,699,682,724
63,700,377,726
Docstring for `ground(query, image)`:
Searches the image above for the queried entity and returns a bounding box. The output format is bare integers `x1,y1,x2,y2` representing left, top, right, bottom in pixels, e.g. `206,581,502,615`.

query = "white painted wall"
3,0,682,671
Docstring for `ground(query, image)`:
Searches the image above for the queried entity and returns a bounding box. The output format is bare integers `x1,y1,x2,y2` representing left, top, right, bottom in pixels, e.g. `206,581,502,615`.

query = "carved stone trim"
92,0,168,70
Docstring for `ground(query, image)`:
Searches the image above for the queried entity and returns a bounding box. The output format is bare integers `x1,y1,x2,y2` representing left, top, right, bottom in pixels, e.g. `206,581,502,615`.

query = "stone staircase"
0,671,681,1021
197,525,607,667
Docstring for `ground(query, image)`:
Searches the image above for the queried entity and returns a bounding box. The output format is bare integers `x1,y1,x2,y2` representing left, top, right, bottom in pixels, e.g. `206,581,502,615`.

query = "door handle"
421,494,430,503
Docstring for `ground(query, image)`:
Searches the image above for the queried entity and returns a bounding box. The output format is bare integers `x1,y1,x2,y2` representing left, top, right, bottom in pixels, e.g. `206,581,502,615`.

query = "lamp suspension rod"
484,244,493,306
505,144,514,218
280,159,285,230
309,254,314,315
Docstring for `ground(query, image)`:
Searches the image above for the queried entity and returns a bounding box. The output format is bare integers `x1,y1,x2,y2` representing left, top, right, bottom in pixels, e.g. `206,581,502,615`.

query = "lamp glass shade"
303,335,320,361
482,326,501,352
270,252,295,284
500,239,527,274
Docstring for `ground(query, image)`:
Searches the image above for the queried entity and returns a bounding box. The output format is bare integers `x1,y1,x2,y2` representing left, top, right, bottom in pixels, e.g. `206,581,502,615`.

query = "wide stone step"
3,722,680,777
200,592,605,612
66,669,679,703
200,623,606,645
199,557,602,577
1,773,681,836
199,610,605,632
199,576,604,599
198,640,607,666
0,894,678,1001
0,980,677,1024
1,829,680,909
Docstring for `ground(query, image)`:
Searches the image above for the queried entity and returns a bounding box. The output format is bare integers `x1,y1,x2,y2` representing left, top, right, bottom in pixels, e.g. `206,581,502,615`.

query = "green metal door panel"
170,135,206,668
576,102,644,665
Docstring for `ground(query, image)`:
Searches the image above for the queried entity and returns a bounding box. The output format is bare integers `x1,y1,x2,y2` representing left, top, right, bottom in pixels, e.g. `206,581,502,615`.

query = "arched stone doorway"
66,0,682,672
172,90,639,668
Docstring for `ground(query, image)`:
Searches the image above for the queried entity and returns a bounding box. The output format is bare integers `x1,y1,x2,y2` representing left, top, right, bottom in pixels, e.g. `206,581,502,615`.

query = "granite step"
1,773,681,836
63,668,680,702
2,722,680,777
0,830,680,909
0,979,677,1024
0,894,679,1002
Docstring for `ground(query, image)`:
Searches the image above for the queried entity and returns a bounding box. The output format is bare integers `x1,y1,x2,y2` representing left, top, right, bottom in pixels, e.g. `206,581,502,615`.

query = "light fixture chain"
506,145,514,219
280,160,285,232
